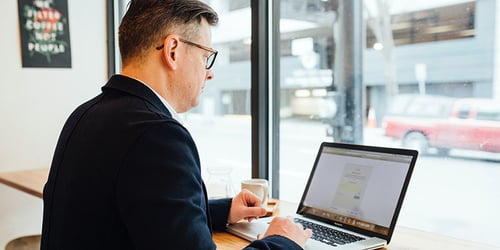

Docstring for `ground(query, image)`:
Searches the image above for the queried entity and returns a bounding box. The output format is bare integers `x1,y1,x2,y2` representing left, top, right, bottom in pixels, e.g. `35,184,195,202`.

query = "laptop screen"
297,142,417,239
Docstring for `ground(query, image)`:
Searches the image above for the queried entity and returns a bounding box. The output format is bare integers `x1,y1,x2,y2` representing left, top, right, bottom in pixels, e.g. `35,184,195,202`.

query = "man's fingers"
242,189,263,207
244,206,266,217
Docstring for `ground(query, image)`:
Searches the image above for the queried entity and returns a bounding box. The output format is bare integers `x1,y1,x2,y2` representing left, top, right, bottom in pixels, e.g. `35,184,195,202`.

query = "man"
41,0,312,249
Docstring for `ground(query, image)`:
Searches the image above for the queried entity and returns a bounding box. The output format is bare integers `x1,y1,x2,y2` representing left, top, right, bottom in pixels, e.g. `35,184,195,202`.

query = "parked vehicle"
382,94,500,155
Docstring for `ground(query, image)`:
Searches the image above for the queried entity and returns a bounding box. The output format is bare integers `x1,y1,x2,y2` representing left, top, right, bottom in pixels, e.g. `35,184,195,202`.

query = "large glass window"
183,0,253,198
277,0,499,247
112,0,252,198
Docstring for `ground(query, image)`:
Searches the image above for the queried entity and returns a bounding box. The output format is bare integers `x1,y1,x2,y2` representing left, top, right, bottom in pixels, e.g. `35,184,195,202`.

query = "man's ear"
162,35,180,70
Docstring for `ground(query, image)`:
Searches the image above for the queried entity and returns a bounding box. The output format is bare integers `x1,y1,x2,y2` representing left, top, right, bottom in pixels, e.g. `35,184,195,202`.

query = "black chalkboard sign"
18,0,72,68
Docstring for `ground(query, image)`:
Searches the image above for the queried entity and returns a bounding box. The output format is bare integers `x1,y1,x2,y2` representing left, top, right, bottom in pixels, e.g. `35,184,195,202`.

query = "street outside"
183,114,500,248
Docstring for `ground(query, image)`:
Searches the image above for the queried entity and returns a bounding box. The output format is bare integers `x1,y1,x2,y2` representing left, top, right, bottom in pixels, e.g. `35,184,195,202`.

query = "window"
476,107,500,121
366,2,476,48
110,0,253,198
457,103,472,119
185,0,253,198
277,0,499,248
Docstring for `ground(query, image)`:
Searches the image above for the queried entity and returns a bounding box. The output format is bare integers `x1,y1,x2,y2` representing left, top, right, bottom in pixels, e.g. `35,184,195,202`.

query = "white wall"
0,0,107,172
0,0,107,246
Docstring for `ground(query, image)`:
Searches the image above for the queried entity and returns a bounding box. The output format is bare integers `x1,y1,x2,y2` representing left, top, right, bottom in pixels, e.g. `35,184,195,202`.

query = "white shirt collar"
125,75,184,124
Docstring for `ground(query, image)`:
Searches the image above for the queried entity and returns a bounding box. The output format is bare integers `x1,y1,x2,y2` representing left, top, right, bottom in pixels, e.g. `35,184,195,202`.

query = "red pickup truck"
382,95,500,155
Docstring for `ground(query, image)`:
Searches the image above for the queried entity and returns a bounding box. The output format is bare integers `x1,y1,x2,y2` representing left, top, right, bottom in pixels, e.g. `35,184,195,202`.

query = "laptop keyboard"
294,218,365,247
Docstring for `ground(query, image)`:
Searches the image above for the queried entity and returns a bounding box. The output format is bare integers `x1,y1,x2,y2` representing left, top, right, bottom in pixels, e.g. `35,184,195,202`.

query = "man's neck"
121,62,177,107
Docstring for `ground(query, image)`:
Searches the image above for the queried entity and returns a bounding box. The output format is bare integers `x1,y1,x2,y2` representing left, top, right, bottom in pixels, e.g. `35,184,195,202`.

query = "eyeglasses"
156,38,218,70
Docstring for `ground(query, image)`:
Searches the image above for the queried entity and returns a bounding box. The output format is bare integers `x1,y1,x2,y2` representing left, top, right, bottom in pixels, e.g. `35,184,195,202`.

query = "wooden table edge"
0,168,48,198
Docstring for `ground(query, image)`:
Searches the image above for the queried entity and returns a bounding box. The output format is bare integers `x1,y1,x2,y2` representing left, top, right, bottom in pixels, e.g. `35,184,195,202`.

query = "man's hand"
228,189,267,224
259,216,313,248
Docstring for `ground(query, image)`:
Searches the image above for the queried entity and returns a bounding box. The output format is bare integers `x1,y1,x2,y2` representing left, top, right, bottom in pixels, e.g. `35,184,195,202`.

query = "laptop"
227,142,418,249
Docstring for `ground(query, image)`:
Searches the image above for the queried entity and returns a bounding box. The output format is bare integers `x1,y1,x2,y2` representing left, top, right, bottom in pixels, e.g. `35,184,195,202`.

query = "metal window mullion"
251,0,269,181
270,0,280,199
106,0,116,78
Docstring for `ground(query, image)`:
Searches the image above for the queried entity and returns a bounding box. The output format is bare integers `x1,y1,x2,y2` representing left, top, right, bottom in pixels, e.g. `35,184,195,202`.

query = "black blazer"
41,75,300,250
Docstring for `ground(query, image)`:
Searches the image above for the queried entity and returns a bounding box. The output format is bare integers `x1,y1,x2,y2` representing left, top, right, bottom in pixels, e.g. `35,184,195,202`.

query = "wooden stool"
5,235,41,250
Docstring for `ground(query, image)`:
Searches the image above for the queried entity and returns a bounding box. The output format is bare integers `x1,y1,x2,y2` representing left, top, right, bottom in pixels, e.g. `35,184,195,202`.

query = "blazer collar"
102,74,172,117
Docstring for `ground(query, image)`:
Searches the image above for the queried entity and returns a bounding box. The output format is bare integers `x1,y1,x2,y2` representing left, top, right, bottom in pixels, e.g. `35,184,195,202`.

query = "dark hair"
118,0,218,65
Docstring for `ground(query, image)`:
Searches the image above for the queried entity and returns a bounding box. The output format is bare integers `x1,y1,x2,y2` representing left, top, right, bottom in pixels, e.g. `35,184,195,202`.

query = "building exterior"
201,0,497,127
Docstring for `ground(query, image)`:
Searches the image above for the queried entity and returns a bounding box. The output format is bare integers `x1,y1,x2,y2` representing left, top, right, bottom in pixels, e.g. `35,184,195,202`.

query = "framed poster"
18,0,72,68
